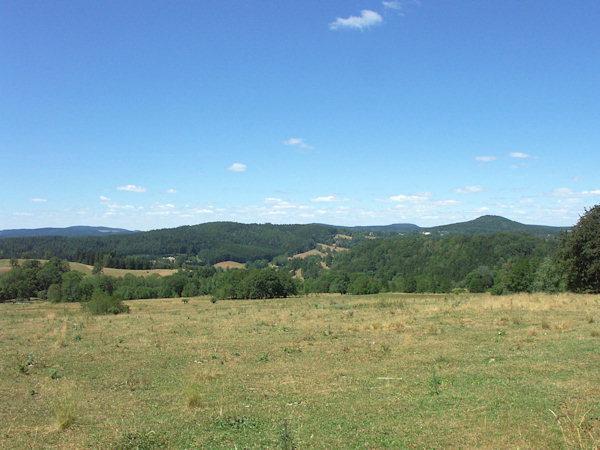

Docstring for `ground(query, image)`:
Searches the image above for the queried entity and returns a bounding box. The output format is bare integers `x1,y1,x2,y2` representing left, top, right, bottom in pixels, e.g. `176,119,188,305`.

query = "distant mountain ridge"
422,215,568,237
0,216,568,240
348,215,568,237
0,226,136,239
350,223,420,233
0,216,569,266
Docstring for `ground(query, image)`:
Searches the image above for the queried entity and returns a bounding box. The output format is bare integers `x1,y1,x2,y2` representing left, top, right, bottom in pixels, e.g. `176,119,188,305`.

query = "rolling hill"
422,215,568,237
0,226,136,239
0,216,569,267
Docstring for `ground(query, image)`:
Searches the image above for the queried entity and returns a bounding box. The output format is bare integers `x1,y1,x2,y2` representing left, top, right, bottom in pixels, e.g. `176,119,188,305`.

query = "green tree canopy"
559,204,600,293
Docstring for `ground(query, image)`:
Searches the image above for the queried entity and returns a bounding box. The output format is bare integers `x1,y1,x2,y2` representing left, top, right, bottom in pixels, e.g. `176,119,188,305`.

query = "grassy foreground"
1,293,599,448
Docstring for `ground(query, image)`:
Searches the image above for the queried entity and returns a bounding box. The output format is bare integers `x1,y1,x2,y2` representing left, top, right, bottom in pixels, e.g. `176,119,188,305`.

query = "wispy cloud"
227,163,247,172
117,184,147,193
99,196,111,201
509,152,535,159
330,10,383,31
106,203,144,211
382,1,403,10
388,192,431,203
311,195,349,203
382,0,420,13
30,198,47,202
454,186,484,194
551,187,600,197
283,137,313,150
166,189,177,194
475,156,497,162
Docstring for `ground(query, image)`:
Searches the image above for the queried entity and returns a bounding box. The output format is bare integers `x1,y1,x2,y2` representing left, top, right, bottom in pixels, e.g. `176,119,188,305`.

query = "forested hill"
349,223,420,233
0,216,568,268
0,226,135,238
422,215,567,237
344,216,567,236
0,222,345,266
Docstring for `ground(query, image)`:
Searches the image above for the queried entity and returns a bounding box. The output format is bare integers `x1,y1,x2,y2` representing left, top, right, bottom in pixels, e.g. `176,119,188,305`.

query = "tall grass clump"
185,384,202,409
53,392,77,430
84,289,129,315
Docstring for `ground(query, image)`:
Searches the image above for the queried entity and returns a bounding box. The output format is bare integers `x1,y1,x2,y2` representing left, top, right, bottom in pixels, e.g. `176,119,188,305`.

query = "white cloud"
99,196,111,201
552,188,576,197
166,189,177,194
188,208,213,214
475,156,497,162
13,212,33,216
383,0,420,12
551,187,600,197
509,152,533,159
153,203,175,210
311,195,348,203
117,185,147,193
382,1,403,10
454,186,484,194
107,203,143,211
389,192,431,203
283,137,313,149
227,163,247,172
329,10,383,31
264,198,296,210
436,199,460,206
31,198,47,202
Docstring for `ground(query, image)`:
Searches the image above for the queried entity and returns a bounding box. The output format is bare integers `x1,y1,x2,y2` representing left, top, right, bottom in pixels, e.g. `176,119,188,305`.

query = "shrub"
84,289,129,315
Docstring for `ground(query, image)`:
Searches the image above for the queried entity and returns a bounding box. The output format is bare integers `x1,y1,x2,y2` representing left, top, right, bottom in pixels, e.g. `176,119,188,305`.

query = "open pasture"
1,293,599,448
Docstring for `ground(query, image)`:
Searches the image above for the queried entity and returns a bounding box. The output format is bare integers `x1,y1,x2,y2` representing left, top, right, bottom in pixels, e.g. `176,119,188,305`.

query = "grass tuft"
53,392,76,431
278,419,296,450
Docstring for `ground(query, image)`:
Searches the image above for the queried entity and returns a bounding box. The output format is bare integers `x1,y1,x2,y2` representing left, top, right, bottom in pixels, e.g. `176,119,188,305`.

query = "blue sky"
2,1,599,230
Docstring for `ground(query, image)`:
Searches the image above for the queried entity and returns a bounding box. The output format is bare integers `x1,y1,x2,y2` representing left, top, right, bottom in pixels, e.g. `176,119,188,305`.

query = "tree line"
0,222,350,268
1,205,598,302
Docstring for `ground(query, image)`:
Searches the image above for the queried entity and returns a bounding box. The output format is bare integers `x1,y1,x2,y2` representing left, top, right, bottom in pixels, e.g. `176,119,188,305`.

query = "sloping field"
290,243,348,260
317,243,346,252
1,292,599,448
335,234,352,240
213,260,245,270
289,249,325,259
0,260,177,278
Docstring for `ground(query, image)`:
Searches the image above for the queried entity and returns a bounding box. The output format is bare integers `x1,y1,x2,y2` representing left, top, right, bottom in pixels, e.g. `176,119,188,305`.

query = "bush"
84,289,129,315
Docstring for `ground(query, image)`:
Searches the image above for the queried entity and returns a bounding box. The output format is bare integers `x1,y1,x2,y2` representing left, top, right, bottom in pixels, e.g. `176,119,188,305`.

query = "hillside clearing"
1,292,599,448
0,259,177,278
213,260,245,270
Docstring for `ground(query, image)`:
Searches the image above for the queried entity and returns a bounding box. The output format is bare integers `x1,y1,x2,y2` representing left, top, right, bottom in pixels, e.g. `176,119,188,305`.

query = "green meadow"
1,293,599,448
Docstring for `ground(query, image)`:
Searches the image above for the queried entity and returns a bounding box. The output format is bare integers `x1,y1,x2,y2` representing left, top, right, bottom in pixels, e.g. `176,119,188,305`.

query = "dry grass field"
0,259,178,278
213,261,246,270
1,292,599,448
